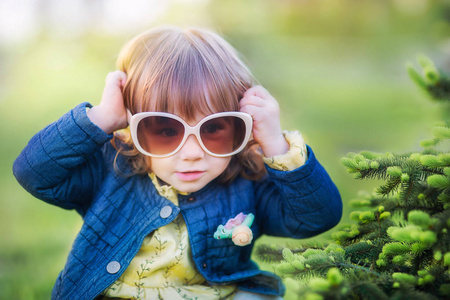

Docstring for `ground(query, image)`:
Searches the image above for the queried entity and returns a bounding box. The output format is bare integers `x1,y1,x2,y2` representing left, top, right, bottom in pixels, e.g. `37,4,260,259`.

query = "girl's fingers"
117,71,127,87
239,95,265,108
244,85,271,99
240,105,268,122
240,94,280,118
239,104,255,117
106,71,127,86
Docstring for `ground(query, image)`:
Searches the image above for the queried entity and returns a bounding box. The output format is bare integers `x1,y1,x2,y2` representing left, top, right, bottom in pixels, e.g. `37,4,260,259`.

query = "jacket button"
188,196,195,201
106,261,121,274
160,205,173,219
203,263,207,269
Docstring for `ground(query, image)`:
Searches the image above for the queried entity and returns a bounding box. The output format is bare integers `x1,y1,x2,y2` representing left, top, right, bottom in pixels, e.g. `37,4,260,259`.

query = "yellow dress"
102,174,237,300
102,131,307,300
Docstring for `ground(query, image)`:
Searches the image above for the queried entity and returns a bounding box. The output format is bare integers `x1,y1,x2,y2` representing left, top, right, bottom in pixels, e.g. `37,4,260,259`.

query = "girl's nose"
178,134,205,160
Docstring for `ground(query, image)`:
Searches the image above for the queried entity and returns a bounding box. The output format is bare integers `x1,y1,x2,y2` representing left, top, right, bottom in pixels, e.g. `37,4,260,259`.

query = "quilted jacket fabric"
13,103,342,299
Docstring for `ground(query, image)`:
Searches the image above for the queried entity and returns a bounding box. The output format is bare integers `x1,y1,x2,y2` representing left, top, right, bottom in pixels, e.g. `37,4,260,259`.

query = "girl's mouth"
175,171,205,181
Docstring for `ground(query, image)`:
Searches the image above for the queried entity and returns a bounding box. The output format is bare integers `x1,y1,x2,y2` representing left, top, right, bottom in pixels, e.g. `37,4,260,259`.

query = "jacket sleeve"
254,145,342,238
12,102,113,215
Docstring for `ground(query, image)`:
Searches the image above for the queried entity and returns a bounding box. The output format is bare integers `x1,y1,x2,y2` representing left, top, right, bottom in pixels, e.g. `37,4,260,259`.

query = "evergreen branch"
427,79,450,102
335,262,382,277
344,242,382,264
254,244,321,263
422,167,446,176
349,281,390,300
377,178,402,196
409,54,450,102
274,56,450,299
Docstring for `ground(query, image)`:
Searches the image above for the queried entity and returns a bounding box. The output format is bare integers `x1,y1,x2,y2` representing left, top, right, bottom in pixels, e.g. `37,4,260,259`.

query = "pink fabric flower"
224,212,247,230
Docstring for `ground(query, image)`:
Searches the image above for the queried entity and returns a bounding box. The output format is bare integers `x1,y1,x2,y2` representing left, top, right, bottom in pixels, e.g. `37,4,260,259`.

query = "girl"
13,26,342,300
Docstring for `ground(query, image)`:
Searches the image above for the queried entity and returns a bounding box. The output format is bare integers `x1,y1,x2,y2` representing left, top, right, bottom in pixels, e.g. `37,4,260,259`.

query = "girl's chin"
170,180,205,193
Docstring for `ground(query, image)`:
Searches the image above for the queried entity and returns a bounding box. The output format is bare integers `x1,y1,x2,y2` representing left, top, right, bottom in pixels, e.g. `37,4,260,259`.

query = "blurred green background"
0,0,448,299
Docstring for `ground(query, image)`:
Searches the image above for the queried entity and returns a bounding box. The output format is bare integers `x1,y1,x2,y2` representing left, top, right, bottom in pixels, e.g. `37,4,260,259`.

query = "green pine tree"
255,56,450,299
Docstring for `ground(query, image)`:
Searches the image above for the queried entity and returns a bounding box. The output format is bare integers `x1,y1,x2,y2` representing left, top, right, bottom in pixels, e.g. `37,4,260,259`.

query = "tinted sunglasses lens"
200,116,246,155
137,116,185,155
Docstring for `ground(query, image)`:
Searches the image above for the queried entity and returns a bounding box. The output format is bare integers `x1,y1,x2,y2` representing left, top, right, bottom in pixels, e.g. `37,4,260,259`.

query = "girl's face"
150,113,232,193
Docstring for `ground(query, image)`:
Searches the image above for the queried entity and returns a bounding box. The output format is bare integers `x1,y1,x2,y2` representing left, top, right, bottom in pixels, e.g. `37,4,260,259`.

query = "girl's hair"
112,26,265,184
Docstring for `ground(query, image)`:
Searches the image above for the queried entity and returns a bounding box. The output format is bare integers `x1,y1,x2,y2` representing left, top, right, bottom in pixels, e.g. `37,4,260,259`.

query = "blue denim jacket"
13,103,342,299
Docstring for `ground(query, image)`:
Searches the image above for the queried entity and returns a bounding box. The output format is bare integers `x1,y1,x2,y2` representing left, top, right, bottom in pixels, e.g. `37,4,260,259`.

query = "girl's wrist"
260,134,289,157
87,106,120,134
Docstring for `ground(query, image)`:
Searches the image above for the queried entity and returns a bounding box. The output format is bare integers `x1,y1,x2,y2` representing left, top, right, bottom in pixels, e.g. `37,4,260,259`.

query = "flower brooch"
213,212,254,246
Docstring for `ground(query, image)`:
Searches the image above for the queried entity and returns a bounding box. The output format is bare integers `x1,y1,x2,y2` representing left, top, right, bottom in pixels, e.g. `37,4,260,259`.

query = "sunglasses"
128,110,253,158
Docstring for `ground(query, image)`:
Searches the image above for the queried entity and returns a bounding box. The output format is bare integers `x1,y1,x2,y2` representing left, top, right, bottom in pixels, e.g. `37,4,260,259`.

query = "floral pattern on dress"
263,130,308,171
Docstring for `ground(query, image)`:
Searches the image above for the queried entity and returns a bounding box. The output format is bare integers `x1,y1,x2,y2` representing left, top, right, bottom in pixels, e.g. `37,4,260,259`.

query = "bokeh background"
1,0,448,299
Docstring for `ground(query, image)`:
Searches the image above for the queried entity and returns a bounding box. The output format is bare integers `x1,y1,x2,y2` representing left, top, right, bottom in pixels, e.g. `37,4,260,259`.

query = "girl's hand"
87,71,128,134
239,86,289,157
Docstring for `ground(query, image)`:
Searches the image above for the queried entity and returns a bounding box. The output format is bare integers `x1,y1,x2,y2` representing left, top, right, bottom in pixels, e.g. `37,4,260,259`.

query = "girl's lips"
175,171,205,181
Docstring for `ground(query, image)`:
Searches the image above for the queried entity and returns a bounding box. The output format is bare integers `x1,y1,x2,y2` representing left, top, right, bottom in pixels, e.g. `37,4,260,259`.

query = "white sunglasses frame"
127,110,253,158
